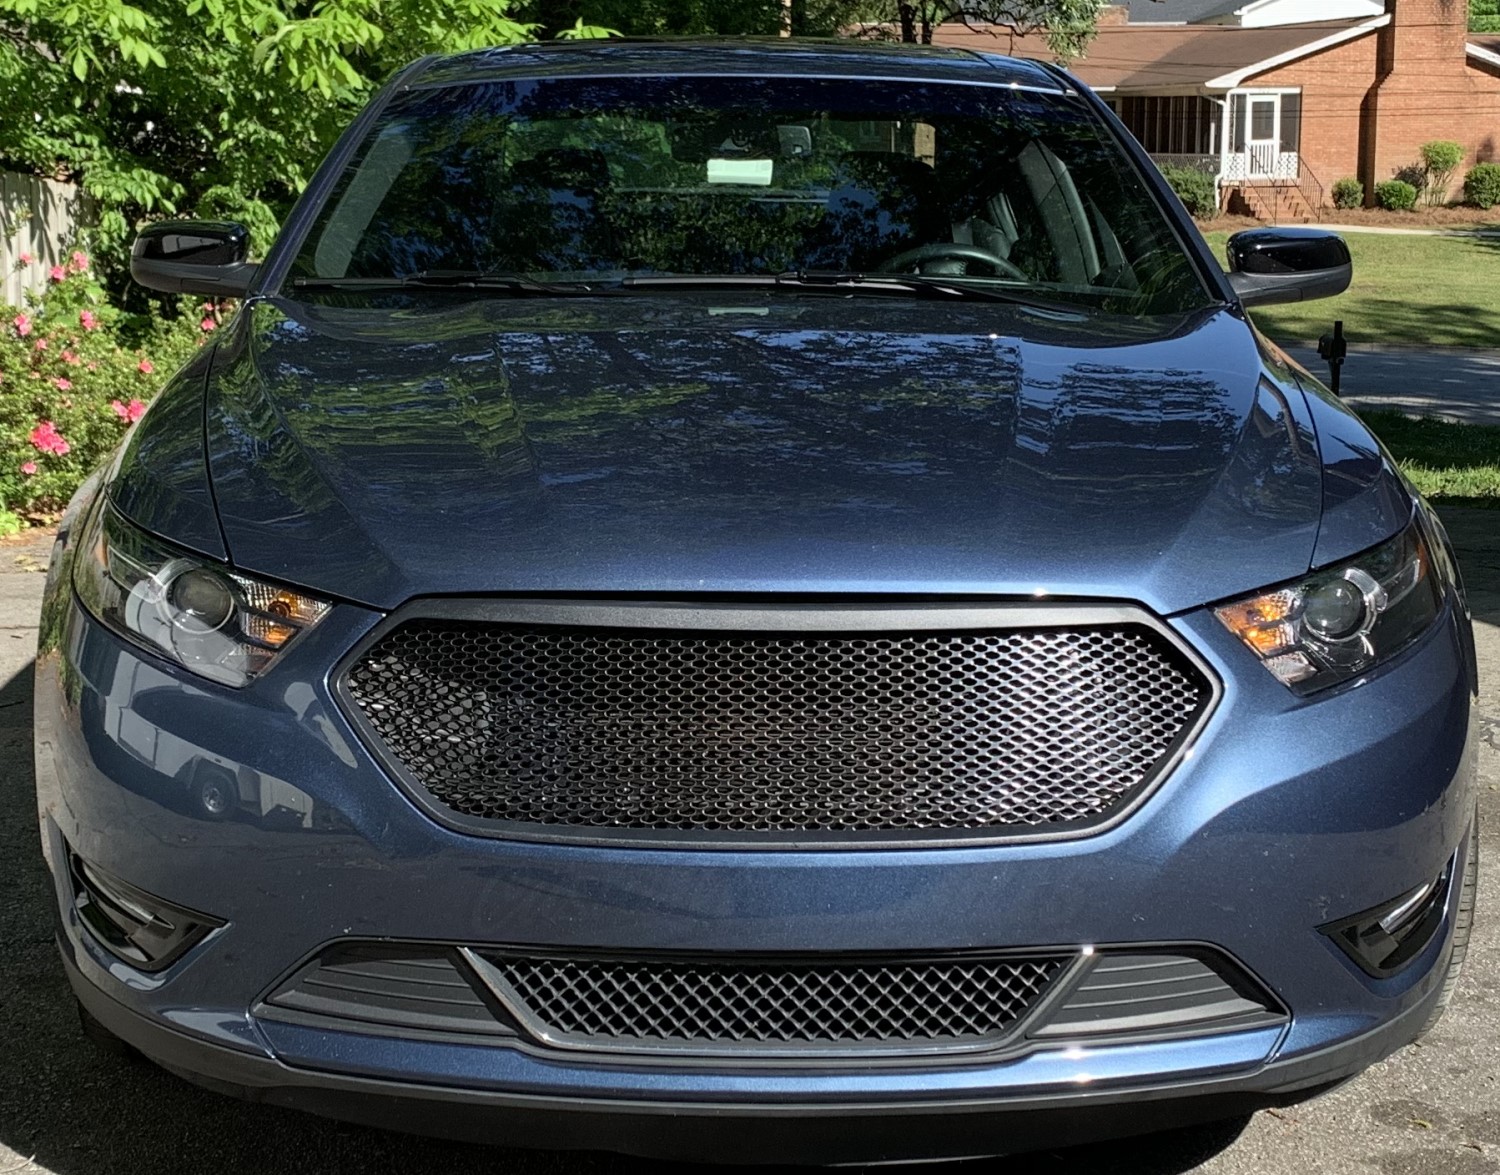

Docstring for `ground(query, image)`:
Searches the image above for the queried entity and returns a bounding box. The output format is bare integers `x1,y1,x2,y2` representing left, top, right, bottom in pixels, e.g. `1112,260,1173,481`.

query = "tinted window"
289,75,1211,314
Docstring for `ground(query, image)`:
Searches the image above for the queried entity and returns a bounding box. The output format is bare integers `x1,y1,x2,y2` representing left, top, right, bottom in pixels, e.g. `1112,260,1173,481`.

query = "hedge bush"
1374,179,1419,211
1158,164,1218,219
1465,162,1500,209
1331,177,1364,210
0,253,208,526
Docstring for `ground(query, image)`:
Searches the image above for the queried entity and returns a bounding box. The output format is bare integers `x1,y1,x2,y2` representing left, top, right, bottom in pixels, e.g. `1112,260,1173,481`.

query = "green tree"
1474,0,1500,33
0,0,607,302
1419,140,1465,205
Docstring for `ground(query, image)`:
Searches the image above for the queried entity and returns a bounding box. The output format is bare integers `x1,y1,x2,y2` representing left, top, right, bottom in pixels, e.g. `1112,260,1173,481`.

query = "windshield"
287,74,1213,314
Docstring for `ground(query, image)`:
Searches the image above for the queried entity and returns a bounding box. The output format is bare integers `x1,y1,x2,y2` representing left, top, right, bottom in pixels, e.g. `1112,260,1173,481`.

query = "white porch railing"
1223,149,1300,182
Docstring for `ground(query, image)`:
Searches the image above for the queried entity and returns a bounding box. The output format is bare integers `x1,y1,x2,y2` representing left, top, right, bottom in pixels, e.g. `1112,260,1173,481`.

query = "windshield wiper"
291,270,607,295
619,271,1086,312
787,271,1092,313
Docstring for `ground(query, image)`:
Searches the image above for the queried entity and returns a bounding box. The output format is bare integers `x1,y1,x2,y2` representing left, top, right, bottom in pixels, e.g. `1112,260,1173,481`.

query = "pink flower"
61,349,80,365
86,362,97,371
110,398,147,424
200,317,217,333
33,338,47,351
18,251,32,266
13,314,30,337
29,421,70,456
53,377,71,391
48,265,65,283
20,462,36,476
79,310,99,331
69,250,89,272
137,358,154,374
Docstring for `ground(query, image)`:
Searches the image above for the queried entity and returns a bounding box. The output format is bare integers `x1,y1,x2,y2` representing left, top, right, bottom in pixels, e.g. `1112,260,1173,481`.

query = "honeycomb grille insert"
469,950,1071,1053
344,618,1209,840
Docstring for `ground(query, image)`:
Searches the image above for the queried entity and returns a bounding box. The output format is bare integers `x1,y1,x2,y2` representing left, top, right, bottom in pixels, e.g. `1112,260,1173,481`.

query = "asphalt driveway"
2,512,1496,1175
1284,345,1500,427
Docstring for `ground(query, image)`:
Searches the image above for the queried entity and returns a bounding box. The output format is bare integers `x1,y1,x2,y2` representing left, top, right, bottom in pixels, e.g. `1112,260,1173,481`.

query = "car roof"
409,37,1072,94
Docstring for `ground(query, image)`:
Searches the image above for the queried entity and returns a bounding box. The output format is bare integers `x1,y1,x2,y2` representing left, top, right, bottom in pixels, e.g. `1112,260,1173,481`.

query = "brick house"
932,0,1500,218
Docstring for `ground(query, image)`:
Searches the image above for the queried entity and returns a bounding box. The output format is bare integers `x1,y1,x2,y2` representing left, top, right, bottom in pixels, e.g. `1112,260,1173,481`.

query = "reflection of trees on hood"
211,300,1253,543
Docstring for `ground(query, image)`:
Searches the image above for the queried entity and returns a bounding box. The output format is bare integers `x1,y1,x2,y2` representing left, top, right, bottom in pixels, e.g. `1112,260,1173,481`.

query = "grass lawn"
1200,230,1500,349
1359,410,1500,507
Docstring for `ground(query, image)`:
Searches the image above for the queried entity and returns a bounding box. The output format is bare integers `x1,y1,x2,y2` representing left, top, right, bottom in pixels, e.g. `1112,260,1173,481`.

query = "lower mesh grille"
343,614,1211,842
465,950,1071,1054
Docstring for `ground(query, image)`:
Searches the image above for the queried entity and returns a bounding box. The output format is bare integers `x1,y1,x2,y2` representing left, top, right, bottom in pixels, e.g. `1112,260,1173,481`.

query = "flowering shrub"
0,251,208,525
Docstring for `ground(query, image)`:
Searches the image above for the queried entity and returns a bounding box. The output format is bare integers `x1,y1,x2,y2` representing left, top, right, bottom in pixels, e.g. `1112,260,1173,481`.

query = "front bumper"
62,940,1440,1165
36,573,1479,1163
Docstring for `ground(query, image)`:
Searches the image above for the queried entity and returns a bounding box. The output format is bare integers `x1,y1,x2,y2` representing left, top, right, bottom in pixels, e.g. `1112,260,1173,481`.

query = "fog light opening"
1321,859,1455,979
68,849,224,972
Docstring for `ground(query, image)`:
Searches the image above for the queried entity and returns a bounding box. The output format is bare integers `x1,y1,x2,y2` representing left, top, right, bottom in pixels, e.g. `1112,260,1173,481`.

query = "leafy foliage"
1332,177,1364,210
0,0,612,302
849,0,1110,56
1419,140,1465,205
1375,179,1419,212
526,0,1109,53
1157,164,1216,219
1464,162,1500,208
1473,0,1500,32
0,253,202,515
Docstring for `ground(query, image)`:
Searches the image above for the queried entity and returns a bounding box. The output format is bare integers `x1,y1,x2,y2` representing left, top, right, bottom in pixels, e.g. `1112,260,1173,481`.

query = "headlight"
74,501,331,687
1215,520,1443,694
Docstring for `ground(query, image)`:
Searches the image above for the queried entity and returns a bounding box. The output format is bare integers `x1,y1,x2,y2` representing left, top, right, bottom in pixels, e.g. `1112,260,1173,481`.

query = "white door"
1246,96,1279,178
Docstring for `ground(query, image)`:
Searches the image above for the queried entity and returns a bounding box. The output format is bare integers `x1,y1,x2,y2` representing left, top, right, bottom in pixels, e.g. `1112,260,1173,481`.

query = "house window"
1279,93,1302,153
1250,99,1276,142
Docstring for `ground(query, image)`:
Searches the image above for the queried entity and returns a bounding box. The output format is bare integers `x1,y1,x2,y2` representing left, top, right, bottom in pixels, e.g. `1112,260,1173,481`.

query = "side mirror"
1224,228,1351,308
130,221,258,297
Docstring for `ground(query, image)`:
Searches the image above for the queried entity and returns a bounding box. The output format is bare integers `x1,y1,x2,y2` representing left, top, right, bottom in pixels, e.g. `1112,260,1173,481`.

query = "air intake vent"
259,945,516,1040
1032,954,1283,1039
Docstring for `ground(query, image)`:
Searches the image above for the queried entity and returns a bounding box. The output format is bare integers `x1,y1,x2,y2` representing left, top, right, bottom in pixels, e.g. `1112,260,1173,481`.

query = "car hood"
203,296,1324,614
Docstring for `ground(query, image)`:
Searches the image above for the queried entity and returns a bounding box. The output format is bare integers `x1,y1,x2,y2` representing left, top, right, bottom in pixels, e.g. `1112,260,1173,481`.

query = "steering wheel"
879,242,1028,281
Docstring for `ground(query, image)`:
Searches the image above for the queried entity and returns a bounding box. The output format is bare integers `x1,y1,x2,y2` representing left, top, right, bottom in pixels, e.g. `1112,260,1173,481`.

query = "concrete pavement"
1,514,1496,1175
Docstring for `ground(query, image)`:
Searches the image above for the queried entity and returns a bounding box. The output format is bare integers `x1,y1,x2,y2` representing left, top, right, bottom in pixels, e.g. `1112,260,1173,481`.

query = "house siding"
1245,0,1500,199
1238,31,1381,194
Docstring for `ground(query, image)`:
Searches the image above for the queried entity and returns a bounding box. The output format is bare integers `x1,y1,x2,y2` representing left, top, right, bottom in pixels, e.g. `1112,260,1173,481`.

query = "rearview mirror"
130,221,257,297
1224,228,1351,308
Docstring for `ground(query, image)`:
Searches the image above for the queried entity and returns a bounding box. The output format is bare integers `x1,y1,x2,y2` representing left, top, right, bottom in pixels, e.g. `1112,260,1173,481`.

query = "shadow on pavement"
1,656,1250,1175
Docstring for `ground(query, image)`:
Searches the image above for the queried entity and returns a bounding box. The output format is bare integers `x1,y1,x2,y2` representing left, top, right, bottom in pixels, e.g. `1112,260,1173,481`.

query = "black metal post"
1317,320,1347,397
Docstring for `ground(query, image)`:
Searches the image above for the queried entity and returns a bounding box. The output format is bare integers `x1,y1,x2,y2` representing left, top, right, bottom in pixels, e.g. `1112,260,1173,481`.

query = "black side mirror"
1224,228,1351,308
130,221,257,297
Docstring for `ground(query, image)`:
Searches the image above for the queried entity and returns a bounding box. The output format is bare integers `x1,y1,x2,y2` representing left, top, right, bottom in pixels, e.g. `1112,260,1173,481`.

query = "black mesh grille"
473,951,1070,1050
345,619,1209,838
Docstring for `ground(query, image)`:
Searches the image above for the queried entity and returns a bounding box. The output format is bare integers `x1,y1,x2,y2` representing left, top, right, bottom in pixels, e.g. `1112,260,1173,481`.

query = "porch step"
1225,181,1317,224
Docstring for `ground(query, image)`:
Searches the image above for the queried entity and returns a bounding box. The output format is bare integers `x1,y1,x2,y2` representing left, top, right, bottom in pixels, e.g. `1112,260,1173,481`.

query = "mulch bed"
1198,205,1500,233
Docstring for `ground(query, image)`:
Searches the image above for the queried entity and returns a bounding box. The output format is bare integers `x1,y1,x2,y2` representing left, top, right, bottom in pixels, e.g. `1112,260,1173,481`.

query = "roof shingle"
932,18,1381,91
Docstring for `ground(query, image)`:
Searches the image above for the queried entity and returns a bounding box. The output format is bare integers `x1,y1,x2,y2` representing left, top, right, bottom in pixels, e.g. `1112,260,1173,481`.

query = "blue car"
35,39,1479,1165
